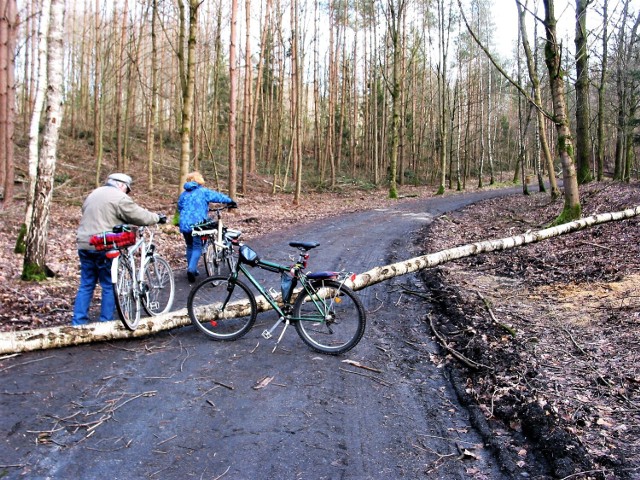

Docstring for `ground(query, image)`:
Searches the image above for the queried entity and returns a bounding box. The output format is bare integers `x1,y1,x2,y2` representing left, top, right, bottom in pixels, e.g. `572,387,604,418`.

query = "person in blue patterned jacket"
177,171,236,283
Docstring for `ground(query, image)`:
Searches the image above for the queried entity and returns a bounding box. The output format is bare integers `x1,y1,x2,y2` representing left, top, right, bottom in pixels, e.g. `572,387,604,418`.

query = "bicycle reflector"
105,250,120,259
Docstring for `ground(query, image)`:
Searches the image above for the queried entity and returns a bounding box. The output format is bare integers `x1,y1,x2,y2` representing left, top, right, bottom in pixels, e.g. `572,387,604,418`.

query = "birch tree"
22,0,65,280
18,0,50,254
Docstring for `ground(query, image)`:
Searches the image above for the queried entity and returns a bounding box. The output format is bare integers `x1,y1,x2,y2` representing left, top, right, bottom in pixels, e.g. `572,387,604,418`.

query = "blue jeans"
183,232,202,275
72,250,115,325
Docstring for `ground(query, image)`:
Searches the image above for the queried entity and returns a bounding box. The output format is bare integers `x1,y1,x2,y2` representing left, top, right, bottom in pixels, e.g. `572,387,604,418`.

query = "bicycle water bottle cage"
289,241,319,251
239,244,260,265
307,271,339,280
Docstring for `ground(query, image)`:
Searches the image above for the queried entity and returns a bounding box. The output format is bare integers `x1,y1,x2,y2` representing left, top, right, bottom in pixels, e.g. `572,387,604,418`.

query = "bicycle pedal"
262,330,272,340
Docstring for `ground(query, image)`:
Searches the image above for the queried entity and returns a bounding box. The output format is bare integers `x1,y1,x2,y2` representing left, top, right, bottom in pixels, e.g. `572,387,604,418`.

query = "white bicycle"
91,224,175,330
192,204,242,278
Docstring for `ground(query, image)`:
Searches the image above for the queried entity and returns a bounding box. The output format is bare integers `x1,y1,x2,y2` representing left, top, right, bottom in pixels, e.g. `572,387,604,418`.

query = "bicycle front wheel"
293,280,366,355
187,276,257,340
113,255,141,330
142,255,175,316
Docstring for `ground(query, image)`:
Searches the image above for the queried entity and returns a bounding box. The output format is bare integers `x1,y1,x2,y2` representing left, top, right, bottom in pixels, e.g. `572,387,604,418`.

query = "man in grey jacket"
72,173,166,326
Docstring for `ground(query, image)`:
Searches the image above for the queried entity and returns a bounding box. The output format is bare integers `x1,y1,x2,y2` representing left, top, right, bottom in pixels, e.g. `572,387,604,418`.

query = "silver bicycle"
108,225,175,330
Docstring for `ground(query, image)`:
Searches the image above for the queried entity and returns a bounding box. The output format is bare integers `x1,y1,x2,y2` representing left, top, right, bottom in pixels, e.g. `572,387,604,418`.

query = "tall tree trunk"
517,0,559,197
114,0,128,171
240,0,251,194
22,0,65,280
386,0,407,199
0,0,17,205
574,0,592,184
435,0,450,196
147,0,158,188
22,0,50,246
178,0,200,190
596,0,608,181
228,0,238,198
93,0,103,187
543,0,581,222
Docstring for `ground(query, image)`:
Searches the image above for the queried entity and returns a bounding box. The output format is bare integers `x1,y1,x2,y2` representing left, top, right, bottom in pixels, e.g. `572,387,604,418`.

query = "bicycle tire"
204,241,236,278
113,255,141,330
142,255,175,316
187,275,257,340
293,280,366,355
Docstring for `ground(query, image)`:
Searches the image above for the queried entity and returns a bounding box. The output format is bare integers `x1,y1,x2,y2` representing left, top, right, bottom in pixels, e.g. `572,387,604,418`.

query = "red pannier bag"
90,226,137,251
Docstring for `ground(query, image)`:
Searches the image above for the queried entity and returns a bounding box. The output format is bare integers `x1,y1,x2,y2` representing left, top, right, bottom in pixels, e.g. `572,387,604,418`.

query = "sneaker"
187,271,196,283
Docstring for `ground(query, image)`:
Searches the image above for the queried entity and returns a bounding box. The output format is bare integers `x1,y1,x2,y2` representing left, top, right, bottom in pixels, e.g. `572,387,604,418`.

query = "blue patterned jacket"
177,182,233,233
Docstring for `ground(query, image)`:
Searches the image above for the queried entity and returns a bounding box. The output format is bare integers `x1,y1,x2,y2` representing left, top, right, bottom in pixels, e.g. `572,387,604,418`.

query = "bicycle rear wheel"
187,276,257,340
204,242,236,278
113,255,141,330
142,255,175,316
293,280,366,355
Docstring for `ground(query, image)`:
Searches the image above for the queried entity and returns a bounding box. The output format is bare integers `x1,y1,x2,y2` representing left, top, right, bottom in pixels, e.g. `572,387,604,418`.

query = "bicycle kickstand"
261,317,290,353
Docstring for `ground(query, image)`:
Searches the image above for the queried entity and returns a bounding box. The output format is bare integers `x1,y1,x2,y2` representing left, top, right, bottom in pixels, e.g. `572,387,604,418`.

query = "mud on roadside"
419,182,640,480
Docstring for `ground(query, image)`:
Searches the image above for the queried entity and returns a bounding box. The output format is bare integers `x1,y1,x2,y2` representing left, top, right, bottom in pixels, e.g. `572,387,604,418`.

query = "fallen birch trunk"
2,205,639,354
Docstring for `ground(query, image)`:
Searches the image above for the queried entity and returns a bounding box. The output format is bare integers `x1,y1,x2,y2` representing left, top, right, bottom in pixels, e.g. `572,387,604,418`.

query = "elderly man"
72,173,166,326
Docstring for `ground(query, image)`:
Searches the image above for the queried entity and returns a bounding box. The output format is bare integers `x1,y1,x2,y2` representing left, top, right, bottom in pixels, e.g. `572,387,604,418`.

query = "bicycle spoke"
142,256,175,316
187,276,257,340
293,280,366,354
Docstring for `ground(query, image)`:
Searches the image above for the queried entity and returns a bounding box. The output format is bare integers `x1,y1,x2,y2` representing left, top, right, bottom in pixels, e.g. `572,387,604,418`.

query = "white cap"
107,173,132,192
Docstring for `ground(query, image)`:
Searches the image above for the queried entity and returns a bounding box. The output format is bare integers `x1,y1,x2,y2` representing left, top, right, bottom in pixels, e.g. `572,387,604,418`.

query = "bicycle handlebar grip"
157,213,167,224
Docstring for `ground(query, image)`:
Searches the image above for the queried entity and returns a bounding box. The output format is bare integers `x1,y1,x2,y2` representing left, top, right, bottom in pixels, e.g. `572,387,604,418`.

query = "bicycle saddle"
289,241,319,251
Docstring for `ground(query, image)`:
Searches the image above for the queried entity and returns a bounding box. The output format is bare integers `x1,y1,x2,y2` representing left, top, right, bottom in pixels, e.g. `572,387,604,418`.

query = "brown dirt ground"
421,181,640,479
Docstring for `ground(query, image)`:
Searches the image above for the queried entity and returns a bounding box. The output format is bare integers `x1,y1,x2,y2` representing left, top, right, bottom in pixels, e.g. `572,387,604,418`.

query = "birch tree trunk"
22,0,65,281
4,205,640,354
22,0,50,244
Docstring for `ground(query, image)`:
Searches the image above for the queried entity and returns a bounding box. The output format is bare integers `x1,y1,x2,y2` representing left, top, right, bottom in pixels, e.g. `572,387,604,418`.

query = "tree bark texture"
4,205,640,353
543,0,581,220
22,0,65,279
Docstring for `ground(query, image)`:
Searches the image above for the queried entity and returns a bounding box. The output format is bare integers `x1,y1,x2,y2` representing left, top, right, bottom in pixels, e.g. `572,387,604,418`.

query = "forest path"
1,186,523,479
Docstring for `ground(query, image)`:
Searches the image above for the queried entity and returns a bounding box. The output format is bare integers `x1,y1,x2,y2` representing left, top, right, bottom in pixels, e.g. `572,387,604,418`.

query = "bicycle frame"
229,252,352,343
110,227,155,286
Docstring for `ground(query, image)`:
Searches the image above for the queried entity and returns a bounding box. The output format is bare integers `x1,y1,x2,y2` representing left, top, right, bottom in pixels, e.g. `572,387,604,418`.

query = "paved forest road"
1,187,523,479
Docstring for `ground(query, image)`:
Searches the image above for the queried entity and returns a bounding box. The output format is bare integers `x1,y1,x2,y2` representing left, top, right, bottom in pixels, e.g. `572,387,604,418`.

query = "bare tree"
574,0,592,184
22,0,65,280
542,0,581,221
178,0,201,190
229,0,238,198
0,0,17,205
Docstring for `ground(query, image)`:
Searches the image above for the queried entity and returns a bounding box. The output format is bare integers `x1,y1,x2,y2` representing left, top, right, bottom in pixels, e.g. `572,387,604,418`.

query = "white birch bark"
24,0,51,235
3,206,640,354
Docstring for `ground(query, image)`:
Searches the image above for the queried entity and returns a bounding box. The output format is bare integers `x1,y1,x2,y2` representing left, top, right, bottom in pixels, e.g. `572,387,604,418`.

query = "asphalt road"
1,187,522,479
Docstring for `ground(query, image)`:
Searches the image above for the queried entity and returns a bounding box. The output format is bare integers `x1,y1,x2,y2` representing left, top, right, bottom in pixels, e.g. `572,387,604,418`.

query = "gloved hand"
157,213,167,224
228,201,238,209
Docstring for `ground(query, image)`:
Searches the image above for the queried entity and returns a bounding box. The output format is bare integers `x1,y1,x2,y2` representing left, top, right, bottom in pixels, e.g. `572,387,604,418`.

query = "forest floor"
1,178,639,478
421,181,640,479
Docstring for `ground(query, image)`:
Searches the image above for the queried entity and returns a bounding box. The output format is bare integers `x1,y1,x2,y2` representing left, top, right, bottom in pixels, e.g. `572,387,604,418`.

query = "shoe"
187,272,196,283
